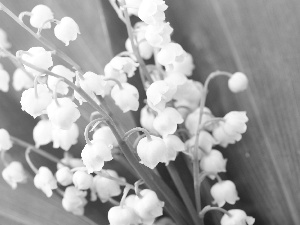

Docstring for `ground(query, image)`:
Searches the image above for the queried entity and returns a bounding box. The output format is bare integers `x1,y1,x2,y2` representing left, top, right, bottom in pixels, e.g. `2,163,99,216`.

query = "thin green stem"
108,197,120,206
199,206,232,218
1,150,9,167
167,162,201,225
134,179,144,198
123,127,152,141
84,118,108,145
25,147,38,174
95,170,135,189
53,78,64,107
120,185,131,207
104,78,123,89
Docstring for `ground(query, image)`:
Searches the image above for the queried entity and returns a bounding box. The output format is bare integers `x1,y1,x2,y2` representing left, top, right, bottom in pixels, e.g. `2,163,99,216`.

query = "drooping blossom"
145,22,173,48
72,170,93,190
33,166,57,197
0,67,10,92
140,105,158,134
125,0,142,16
164,71,187,88
111,83,139,112
171,52,195,76
62,186,87,215
163,135,185,163
29,5,54,29
52,123,79,151
105,56,139,80
55,166,73,186
54,17,80,46
228,72,248,93
220,209,255,225
48,65,75,95
33,119,53,147
79,72,108,97
12,68,33,91
138,0,168,24
210,180,240,207
92,126,118,148
2,161,27,189
157,43,185,70
185,131,217,155
200,149,227,179
0,129,13,151
108,205,140,225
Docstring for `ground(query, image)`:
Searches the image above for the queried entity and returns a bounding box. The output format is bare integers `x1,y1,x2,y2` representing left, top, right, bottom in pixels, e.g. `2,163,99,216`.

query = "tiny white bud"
228,72,248,93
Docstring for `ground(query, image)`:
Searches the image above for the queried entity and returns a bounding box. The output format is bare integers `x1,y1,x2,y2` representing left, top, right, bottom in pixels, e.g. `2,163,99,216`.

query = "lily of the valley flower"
163,135,185,163
2,161,27,189
200,149,227,179
137,135,168,169
21,84,52,118
0,67,10,92
108,205,140,225
33,166,57,197
47,97,80,130
93,126,118,148
55,166,73,186
171,52,195,76
81,140,113,173
220,209,255,225
185,131,217,155
145,22,173,48
0,129,13,151
52,123,79,151
54,17,80,46
210,180,240,207
138,0,168,25
111,83,139,112
12,68,33,91
228,72,248,93
62,186,87,216
80,72,107,97
140,105,158,134
33,119,52,147
48,65,75,95
157,43,185,70
72,170,93,190
29,5,54,29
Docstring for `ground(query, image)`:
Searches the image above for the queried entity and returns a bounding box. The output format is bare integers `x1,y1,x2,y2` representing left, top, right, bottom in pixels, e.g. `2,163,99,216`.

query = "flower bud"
228,72,248,93
48,65,75,95
138,0,168,24
33,166,57,197
200,149,227,179
93,126,118,148
2,161,27,189
153,107,183,137
0,129,13,151
108,205,140,225
72,170,93,190
62,186,87,215
0,67,10,92
111,83,139,112
81,141,113,173
92,170,124,202
55,167,73,186
145,22,173,48
54,17,80,46
137,135,168,169
47,97,80,130
29,5,54,29
33,119,53,147
21,84,52,118
12,68,33,91
19,47,53,76
220,209,255,225
210,180,240,207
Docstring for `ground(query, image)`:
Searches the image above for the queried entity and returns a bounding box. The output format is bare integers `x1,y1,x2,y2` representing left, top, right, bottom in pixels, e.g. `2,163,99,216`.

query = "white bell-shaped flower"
220,209,255,225
33,119,52,147
138,0,168,24
145,22,173,48
163,135,185,163
111,83,139,112
47,65,75,95
140,106,158,134
21,84,52,118
12,68,33,91
92,170,124,202
228,72,248,93
19,47,53,76
164,72,188,88
108,205,140,225
29,5,54,29
200,149,227,179
93,126,118,147
72,170,93,190
125,0,143,16
52,123,79,151
171,52,195,76
213,111,248,147
0,67,10,92
62,186,87,216
157,43,185,70
79,72,107,97
185,131,217,155
104,60,128,85
133,189,164,220
47,97,80,130
74,79,99,105
55,166,73,186
137,135,168,169
173,80,203,111
0,129,13,151
54,17,80,46
0,28,11,49
2,161,27,189
185,107,214,135
58,155,84,169
105,56,139,79
210,180,240,207
33,166,57,197
153,107,183,137
81,140,113,173
146,80,176,112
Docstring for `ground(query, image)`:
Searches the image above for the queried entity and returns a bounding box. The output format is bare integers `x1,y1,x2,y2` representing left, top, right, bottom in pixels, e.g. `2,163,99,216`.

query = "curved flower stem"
167,162,201,225
33,74,43,98
84,118,108,145
37,19,59,35
10,136,66,166
0,3,83,73
120,185,131,207
119,0,153,83
53,78,64,107
134,179,144,198
89,111,101,122
0,150,9,167
193,70,233,214
199,205,232,219
123,127,152,142
104,78,123,89
199,171,222,183
25,147,38,174
95,170,135,189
